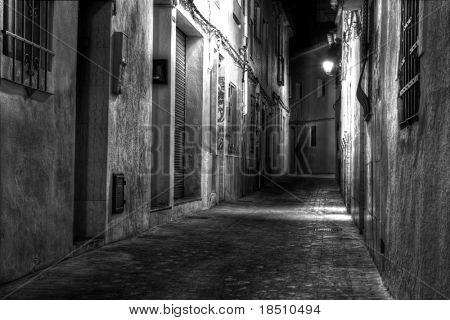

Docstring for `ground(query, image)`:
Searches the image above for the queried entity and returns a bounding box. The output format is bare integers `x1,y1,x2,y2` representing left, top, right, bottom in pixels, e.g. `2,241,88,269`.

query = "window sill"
0,77,53,101
399,114,419,128
174,197,202,207
150,205,172,213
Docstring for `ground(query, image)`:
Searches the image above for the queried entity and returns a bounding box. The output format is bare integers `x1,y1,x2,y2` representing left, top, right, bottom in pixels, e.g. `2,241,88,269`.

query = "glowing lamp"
322,60,335,75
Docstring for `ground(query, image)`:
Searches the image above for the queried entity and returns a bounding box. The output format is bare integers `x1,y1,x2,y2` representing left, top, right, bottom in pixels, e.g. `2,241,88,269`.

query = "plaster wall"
0,1,79,283
290,46,337,175
339,0,450,299
379,0,449,299
105,0,154,242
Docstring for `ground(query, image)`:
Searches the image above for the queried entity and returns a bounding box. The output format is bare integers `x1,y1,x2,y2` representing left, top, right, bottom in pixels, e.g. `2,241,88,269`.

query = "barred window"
233,0,242,26
275,18,284,86
2,0,54,93
399,0,420,126
310,126,317,147
249,96,256,154
254,1,261,41
249,18,254,59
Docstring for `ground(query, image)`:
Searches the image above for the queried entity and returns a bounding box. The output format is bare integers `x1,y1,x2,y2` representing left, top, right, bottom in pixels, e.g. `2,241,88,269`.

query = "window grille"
249,18,254,59
360,0,369,59
2,0,54,93
310,126,317,147
275,18,284,86
399,0,420,125
277,55,284,85
275,18,281,56
249,96,256,154
254,2,261,41
233,0,242,26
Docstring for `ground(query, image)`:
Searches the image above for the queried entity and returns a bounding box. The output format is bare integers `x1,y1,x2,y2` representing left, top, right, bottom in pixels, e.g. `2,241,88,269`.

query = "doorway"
73,1,111,242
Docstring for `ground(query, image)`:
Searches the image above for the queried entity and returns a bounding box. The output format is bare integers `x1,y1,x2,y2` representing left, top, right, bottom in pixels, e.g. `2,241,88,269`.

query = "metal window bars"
249,96,256,154
2,0,54,93
399,0,420,125
233,0,242,26
277,55,284,86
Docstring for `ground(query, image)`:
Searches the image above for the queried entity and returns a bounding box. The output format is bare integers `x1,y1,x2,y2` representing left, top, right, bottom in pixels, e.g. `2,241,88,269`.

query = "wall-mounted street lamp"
323,29,341,76
331,0,365,10
330,0,339,10
322,42,341,76
322,60,335,76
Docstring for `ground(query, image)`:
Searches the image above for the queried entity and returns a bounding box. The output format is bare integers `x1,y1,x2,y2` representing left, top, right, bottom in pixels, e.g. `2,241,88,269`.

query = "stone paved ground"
0,177,391,299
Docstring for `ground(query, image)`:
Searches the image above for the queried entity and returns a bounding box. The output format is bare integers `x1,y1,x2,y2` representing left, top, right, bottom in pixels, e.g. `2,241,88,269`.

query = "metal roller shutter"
174,28,186,200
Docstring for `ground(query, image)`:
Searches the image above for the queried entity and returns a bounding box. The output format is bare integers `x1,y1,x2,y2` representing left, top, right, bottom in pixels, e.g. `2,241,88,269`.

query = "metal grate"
399,0,420,126
2,0,54,93
314,227,342,233
186,216,210,220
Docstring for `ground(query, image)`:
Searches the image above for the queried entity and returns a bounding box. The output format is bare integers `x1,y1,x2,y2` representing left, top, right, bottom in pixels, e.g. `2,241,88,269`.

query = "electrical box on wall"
112,32,128,94
112,173,126,214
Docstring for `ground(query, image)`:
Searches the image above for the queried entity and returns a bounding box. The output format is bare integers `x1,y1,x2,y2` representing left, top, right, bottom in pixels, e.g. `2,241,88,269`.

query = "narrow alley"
0,0,449,307
0,177,390,300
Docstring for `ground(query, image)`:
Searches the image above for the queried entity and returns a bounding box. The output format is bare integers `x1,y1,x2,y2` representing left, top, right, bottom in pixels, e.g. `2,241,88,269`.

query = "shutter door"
174,28,186,200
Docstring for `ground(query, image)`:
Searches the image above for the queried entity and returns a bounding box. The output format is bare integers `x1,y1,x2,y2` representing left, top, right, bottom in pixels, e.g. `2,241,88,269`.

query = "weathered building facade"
289,43,337,176
0,0,80,284
336,0,449,299
0,0,292,284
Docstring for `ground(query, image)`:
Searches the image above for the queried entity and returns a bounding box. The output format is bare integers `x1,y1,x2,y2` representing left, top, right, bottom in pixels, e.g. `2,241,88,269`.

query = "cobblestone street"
0,177,391,299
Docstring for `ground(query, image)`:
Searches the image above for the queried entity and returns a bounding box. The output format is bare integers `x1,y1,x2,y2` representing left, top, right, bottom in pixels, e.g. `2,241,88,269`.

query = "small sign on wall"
153,59,168,84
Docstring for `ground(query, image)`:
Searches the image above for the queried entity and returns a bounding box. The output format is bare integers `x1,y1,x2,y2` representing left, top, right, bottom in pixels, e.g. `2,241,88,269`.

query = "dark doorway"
73,1,111,242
